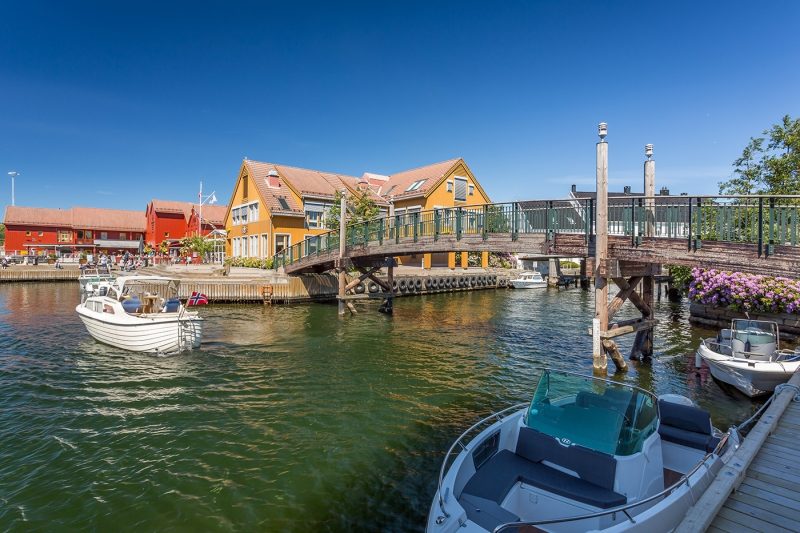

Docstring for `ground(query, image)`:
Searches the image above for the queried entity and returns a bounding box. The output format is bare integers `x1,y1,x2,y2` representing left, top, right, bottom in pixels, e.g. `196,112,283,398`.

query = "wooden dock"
676,371,800,532
0,268,79,282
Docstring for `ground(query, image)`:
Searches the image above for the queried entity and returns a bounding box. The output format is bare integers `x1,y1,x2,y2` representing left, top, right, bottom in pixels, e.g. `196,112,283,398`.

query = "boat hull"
696,344,800,397
509,280,547,289
76,306,202,354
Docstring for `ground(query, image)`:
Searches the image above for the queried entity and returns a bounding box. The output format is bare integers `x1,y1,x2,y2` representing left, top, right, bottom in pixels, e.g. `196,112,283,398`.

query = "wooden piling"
593,123,611,372
337,191,348,316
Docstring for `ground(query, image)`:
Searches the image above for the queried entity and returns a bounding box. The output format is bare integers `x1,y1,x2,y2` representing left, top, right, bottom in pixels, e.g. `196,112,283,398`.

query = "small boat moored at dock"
428,369,736,533
78,266,114,293
696,318,800,397
509,271,547,289
76,276,203,354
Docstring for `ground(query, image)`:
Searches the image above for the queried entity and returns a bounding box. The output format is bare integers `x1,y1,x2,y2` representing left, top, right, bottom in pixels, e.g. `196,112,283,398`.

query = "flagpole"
199,180,203,237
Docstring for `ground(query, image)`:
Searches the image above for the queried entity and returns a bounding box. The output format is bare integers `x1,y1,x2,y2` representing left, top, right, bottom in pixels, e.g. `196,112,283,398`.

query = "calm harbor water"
0,282,758,532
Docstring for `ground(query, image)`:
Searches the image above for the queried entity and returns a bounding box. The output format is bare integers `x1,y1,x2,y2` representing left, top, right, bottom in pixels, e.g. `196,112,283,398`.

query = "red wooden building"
144,200,193,247
186,204,227,237
2,206,146,256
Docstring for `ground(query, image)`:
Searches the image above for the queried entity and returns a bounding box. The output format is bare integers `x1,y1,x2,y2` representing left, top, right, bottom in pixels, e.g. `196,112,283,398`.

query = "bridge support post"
337,190,348,316
593,123,615,373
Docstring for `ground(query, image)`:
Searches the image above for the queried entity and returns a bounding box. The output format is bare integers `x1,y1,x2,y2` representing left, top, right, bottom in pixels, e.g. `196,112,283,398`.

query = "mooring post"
594,122,611,373
644,144,655,238
337,190,348,316
641,144,656,358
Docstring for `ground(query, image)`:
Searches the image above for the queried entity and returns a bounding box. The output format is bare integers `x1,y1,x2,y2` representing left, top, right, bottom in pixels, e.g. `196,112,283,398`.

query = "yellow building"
224,160,387,259
379,158,491,268
223,157,491,269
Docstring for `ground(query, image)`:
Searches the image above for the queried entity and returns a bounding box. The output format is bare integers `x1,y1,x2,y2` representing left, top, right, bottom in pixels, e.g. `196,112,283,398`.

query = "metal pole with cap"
593,123,609,372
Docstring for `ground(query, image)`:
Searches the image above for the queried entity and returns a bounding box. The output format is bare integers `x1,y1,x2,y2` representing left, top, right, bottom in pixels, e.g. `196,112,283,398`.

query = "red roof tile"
3,206,145,232
382,158,461,200
149,199,193,219
195,204,227,225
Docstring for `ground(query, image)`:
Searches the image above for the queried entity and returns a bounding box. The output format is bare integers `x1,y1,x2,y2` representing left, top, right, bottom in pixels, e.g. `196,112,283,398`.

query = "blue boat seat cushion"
658,400,720,452
461,427,626,512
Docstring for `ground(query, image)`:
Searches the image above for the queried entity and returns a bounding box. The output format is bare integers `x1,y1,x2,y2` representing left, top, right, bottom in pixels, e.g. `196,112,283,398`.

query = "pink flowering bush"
689,268,800,314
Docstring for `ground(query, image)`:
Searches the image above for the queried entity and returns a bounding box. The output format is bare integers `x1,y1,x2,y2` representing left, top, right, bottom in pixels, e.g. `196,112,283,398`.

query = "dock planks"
676,371,800,532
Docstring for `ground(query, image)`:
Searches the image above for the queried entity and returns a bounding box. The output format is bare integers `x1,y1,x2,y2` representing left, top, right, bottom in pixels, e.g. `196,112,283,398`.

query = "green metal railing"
272,196,800,269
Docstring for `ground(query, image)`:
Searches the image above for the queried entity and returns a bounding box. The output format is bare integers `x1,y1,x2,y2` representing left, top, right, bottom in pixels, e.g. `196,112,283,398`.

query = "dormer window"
405,179,426,192
278,197,290,210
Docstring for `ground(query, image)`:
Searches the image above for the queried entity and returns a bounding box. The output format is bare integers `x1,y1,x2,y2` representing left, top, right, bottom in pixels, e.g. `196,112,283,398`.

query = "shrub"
689,268,800,314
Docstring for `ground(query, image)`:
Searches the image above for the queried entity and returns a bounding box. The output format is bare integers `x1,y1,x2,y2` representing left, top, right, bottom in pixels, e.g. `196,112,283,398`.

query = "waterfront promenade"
678,370,800,532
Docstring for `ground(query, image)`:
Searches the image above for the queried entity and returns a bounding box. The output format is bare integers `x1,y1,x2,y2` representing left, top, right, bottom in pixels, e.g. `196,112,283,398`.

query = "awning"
94,239,141,249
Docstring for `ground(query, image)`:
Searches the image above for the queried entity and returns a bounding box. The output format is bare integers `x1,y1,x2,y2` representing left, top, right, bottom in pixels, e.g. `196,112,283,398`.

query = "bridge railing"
607,195,800,253
272,195,800,268
273,200,592,268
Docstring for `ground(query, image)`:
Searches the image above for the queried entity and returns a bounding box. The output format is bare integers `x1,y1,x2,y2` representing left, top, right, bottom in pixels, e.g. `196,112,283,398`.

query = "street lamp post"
7,171,19,206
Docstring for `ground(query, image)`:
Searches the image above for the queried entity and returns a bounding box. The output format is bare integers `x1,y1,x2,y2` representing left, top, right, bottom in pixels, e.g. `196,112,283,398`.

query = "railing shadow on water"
271,195,800,268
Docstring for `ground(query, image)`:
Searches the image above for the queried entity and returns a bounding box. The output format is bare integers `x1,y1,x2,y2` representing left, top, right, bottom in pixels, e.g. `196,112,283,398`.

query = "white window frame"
468,184,475,196
261,233,269,258
250,235,258,257
231,201,258,226
446,180,453,192
274,233,291,255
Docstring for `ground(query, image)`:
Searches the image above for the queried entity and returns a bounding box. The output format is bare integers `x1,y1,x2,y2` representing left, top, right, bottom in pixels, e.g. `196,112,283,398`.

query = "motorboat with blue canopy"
696,318,800,397
427,370,736,533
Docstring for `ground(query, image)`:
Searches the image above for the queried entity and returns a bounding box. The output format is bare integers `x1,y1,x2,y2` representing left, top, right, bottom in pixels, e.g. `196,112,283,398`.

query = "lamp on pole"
7,171,19,206
197,180,217,236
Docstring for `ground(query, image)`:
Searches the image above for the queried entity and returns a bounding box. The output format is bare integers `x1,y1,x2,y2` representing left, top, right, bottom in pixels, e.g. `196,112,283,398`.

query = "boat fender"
459,278,465,287
444,278,451,289
415,279,422,290
695,352,703,369
399,279,407,292
355,283,366,294
425,278,432,289
470,276,476,286
368,282,379,293
451,277,457,287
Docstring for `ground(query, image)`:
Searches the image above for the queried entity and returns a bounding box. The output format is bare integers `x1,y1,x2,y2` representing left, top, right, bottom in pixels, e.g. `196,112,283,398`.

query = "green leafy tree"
720,115,800,195
180,235,215,256
326,190,380,231
0,223,5,245
158,240,170,254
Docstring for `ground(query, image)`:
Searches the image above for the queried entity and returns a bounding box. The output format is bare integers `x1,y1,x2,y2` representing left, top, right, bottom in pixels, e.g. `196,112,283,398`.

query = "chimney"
571,184,577,193
660,186,670,196
623,186,631,194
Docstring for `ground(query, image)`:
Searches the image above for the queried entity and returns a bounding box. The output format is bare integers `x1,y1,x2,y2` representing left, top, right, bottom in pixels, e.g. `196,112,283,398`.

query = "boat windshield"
731,319,778,353
525,370,658,456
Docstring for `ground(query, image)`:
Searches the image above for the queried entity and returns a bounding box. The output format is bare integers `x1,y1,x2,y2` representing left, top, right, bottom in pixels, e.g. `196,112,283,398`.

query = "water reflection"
0,282,760,532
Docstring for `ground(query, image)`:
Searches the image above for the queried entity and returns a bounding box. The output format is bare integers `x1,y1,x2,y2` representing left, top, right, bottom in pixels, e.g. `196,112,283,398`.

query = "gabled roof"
3,206,145,232
192,204,227,225
3,206,73,227
148,199,193,219
71,207,146,231
242,160,388,218
243,160,304,216
381,158,461,200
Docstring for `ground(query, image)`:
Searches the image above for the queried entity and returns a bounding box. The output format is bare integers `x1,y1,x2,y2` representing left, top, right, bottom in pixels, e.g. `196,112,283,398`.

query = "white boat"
76,276,203,354
78,266,114,293
510,271,547,289
428,369,736,533
696,319,800,397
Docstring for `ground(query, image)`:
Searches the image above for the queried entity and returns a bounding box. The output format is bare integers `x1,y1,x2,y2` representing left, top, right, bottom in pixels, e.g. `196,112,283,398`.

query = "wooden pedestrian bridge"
274,195,800,279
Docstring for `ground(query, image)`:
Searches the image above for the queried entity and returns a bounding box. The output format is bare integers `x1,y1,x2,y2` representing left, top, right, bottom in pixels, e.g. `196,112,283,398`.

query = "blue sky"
1,1,798,210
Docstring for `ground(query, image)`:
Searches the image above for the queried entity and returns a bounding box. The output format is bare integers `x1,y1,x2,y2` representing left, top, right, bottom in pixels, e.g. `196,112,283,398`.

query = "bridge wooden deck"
676,371,800,532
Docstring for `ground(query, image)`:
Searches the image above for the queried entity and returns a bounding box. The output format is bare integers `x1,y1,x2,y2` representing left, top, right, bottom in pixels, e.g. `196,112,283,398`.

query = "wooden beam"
611,276,652,317
601,338,628,372
608,276,642,320
345,265,381,291
601,318,658,339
